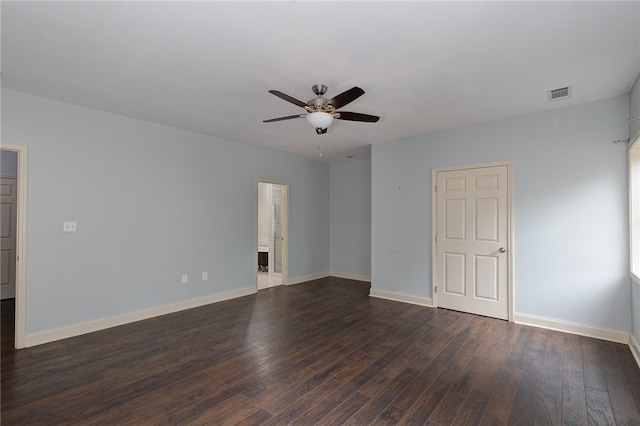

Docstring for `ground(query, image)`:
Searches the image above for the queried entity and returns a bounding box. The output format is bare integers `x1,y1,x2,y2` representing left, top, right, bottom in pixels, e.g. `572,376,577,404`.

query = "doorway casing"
431,160,514,322
1,143,28,348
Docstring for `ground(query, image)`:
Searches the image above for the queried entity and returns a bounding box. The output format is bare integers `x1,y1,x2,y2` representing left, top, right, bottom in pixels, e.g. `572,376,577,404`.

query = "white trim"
514,312,629,344
330,271,371,282
287,271,330,285
431,160,514,321
0,143,28,349
630,333,640,370
629,135,640,277
25,286,256,347
369,288,433,307
431,169,438,307
371,287,636,351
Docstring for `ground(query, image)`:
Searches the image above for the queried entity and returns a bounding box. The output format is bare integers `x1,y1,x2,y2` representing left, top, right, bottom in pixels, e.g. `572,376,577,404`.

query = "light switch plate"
63,222,77,232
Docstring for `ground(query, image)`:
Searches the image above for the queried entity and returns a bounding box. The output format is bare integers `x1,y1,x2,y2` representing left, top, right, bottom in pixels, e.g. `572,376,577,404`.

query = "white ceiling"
2,1,639,163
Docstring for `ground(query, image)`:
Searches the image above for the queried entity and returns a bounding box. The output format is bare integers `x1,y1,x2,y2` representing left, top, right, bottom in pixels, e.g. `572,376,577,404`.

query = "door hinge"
434,286,437,293
434,185,437,192
434,235,437,243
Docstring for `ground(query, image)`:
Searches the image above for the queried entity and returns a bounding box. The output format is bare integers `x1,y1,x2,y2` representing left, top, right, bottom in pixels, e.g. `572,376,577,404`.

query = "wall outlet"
63,222,77,232
181,274,188,284
202,272,208,281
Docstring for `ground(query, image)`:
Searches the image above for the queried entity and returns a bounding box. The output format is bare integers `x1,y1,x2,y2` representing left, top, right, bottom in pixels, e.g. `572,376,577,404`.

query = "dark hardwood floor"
2,277,640,425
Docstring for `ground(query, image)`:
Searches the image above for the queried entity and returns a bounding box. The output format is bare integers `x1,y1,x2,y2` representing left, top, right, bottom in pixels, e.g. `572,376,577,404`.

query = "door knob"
499,247,506,253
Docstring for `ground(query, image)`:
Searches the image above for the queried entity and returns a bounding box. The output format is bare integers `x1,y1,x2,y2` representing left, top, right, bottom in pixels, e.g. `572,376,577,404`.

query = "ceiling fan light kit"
306,112,334,131
264,84,380,135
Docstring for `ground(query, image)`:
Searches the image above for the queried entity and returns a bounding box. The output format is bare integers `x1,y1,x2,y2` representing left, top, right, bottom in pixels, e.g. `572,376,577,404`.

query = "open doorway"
1,144,28,349
1,150,18,300
257,181,287,289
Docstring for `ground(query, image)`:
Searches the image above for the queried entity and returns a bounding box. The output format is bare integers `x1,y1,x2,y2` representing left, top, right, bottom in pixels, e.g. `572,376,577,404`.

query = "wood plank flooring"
2,277,640,425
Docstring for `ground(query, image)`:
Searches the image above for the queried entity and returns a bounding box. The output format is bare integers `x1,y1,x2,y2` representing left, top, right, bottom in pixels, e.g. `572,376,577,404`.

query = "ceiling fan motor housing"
306,97,335,113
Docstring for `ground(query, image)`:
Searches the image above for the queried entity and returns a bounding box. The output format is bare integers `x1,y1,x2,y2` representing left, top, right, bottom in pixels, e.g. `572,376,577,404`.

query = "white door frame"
431,160,514,322
1,143,28,348
256,180,288,288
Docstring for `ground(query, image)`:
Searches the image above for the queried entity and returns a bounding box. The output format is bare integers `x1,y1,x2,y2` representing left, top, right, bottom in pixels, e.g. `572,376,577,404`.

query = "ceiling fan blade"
336,111,380,123
268,90,308,108
263,114,305,123
326,87,365,109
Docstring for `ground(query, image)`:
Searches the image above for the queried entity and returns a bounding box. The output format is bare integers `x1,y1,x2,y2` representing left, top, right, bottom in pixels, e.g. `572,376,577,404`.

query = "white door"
434,163,510,320
1,177,17,300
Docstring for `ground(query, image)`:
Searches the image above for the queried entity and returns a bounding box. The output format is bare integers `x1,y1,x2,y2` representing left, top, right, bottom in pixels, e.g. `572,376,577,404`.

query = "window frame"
630,133,640,284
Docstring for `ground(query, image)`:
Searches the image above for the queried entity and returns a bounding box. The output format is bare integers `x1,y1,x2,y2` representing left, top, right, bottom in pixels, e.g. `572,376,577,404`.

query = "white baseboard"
369,288,433,307
25,286,256,347
330,271,371,282
287,271,330,286
630,333,640,369
513,312,629,344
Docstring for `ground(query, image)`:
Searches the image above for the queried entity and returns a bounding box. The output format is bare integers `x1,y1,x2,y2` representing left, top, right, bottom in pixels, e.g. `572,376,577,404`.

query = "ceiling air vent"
548,86,571,102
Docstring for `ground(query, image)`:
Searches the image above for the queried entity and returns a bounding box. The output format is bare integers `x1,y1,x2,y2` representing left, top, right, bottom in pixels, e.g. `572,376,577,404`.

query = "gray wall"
372,95,630,331
3,85,634,337
329,158,371,278
2,89,330,334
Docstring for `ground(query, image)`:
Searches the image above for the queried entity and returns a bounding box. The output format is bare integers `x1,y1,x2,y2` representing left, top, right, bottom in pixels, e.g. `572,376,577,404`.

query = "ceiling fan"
263,84,380,135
